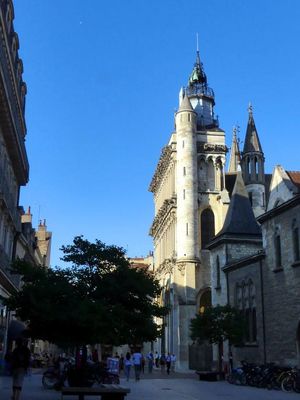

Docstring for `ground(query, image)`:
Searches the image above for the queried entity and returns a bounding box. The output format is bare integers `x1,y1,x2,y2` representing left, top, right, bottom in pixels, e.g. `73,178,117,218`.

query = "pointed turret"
179,92,194,111
243,104,263,154
241,104,266,217
219,171,261,236
228,126,241,173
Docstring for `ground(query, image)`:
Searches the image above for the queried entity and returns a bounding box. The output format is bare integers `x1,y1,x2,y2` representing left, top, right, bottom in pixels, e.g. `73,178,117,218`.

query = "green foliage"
4,236,167,347
190,304,245,345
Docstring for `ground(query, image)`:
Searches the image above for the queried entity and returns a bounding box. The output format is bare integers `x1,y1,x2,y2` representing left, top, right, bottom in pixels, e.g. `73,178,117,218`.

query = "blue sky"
13,0,300,267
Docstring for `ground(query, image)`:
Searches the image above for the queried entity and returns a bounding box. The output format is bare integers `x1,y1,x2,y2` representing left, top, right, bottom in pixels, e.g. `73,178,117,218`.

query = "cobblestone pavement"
1,368,299,400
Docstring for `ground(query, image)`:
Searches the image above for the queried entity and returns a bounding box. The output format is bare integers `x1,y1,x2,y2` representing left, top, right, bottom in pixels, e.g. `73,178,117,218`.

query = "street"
0,369,299,400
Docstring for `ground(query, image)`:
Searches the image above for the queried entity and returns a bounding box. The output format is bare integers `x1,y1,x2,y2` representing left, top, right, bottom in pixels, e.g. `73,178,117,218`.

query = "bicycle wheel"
281,376,294,392
227,374,235,384
42,372,59,389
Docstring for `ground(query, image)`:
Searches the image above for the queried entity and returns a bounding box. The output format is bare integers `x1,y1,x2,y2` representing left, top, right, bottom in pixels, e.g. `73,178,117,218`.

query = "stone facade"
0,0,29,365
149,50,299,370
209,168,300,369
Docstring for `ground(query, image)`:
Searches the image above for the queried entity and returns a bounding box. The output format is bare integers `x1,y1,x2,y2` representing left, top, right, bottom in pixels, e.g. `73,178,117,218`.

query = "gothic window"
207,159,215,190
274,227,282,268
292,220,300,262
247,157,251,177
216,255,221,288
199,289,211,314
183,167,186,176
235,280,257,343
201,208,215,249
198,159,207,191
255,157,259,179
183,189,185,200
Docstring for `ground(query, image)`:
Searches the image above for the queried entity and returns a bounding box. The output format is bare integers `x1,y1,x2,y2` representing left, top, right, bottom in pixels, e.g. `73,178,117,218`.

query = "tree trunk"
218,341,223,375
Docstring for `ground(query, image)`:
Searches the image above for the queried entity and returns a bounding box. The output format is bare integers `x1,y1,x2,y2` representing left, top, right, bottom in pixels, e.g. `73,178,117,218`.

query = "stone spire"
178,92,194,111
228,126,241,172
219,171,261,236
243,103,263,154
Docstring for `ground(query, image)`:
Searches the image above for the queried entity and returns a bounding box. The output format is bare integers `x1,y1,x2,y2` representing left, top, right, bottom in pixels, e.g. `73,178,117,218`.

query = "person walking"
154,351,159,368
171,353,176,372
166,353,171,375
132,349,142,381
10,337,31,400
124,352,132,381
147,351,154,373
160,353,166,374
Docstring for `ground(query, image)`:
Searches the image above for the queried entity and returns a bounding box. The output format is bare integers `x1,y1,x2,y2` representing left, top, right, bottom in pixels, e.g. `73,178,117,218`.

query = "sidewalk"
1,368,300,400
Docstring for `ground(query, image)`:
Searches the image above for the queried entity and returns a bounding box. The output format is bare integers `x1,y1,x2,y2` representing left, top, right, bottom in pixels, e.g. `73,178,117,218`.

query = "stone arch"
198,157,207,191
207,157,215,190
197,288,212,314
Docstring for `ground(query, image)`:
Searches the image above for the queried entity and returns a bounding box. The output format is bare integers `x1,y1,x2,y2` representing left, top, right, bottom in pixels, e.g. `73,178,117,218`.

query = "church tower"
241,104,266,216
149,49,230,370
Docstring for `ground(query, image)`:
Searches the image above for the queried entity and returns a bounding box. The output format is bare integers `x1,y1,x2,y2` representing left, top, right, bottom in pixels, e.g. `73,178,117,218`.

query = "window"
292,220,300,262
235,280,257,343
183,167,186,176
201,208,215,249
186,223,188,236
183,189,185,199
199,289,211,314
216,256,221,288
275,228,282,268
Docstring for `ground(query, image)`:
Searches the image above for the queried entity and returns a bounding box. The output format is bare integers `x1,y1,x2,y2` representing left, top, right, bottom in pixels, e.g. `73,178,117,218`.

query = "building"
149,49,300,370
0,0,29,364
149,50,231,369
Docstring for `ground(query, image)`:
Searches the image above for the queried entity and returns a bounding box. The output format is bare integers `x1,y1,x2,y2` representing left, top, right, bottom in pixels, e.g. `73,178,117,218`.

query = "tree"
4,236,166,348
190,305,245,372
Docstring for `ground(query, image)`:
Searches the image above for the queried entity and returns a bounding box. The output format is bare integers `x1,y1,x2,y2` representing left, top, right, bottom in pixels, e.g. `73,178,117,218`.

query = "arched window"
199,289,211,314
292,220,300,262
275,227,282,268
235,280,257,343
201,208,215,249
207,159,215,190
255,157,259,179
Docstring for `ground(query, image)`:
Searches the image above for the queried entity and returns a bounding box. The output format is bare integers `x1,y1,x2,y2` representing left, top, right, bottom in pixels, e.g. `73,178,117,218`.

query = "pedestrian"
171,353,176,372
154,351,159,368
119,354,124,372
166,353,171,375
147,351,154,373
132,349,143,381
229,351,233,373
160,353,166,373
10,337,31,400
124,352,132,381
141,354,145,373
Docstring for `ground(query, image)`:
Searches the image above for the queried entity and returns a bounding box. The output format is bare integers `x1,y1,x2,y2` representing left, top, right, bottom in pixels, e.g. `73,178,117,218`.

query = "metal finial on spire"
196,33,200,66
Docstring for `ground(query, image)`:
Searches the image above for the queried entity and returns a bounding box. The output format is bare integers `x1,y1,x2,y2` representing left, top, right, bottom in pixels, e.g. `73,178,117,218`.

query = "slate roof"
243,111,263,154
219,172,261,236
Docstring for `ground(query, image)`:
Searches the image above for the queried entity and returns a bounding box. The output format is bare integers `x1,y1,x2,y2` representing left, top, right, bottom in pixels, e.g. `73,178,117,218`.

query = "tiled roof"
287,171,300,189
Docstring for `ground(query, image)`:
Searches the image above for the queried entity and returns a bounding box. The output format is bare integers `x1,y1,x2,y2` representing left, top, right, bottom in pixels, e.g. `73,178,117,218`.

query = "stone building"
0,0,29,364
149,49,300,369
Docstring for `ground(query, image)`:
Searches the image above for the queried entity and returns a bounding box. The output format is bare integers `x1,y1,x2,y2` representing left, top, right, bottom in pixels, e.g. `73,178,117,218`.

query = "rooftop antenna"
196,33,200,65
196,33,199,52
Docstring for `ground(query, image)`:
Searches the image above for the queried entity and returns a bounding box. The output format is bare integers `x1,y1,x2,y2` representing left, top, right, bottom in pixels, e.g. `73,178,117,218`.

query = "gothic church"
149,51,300,370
